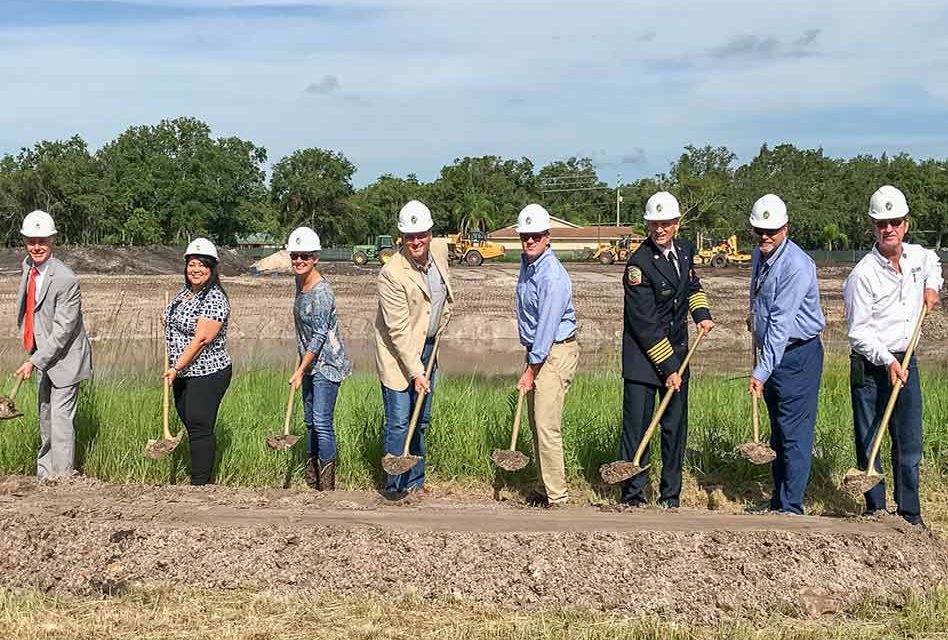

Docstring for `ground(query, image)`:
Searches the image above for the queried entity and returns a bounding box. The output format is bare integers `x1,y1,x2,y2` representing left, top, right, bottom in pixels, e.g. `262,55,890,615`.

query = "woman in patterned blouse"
287,226,351,490
162,238,232,486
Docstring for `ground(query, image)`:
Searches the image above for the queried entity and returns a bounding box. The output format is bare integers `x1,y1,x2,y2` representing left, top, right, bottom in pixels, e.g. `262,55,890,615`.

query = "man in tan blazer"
15,210,93,477
374,199,453,495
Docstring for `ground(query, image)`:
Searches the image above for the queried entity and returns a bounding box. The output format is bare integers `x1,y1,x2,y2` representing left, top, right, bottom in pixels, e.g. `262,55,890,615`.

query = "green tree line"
3,117,947,249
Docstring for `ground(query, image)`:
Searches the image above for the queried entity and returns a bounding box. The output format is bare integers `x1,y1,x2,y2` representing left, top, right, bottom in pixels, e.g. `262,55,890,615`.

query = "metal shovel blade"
842,467,883,497
735,441,777,465
490,448,529,472
0,395,22,421
143,433,183,460
266,433,300,451
599,461,649,485
382,453,422,476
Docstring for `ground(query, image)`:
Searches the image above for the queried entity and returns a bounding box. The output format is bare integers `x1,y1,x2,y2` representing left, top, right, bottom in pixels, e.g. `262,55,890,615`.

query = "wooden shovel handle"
866,304,928,470
509,387,526,450
751,342,761,443
401,332,442,457
283,382,295,437
162,350,172,440
9,375,24,400
632,328,707,466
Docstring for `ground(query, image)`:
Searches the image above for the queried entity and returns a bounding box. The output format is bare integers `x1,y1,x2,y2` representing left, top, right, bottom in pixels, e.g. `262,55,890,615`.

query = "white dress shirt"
32,260,50,303
662,247,680,276
843,242,943,366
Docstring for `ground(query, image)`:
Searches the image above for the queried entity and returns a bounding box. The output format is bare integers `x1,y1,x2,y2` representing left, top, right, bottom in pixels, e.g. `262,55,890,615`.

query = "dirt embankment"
0,476,945,623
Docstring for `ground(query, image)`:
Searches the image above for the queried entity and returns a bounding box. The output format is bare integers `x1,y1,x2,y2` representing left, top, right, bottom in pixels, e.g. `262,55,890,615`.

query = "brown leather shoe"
305,457,320,490
318,459,336,491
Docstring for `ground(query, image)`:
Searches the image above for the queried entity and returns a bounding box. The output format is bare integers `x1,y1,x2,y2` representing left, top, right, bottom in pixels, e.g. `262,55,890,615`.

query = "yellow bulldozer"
694,234,752,268
447,220,506,266
591,235,642,265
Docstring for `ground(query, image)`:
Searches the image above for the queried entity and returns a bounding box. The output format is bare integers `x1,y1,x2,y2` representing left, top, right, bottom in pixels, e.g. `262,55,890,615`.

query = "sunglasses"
874,218,905,230
752,226,784,237
290,253,315,261
519,232,548,242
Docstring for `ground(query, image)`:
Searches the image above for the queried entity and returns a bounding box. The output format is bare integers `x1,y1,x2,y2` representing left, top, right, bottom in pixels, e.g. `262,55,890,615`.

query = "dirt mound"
0,476,945,623
0,246,253,276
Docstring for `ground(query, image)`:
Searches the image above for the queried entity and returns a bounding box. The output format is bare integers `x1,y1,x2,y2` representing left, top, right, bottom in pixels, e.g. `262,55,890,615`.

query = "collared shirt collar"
30,259,50,275
409,251,433,274
870,242,907,271
762,237,789,266
522,247,552,271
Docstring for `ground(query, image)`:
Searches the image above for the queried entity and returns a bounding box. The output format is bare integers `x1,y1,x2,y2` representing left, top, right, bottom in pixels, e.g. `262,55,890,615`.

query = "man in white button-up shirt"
843,185,941,526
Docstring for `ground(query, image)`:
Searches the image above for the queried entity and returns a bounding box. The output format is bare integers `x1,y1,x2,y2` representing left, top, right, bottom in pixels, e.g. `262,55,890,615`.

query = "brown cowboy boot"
305,457,320,490
318,459,336,491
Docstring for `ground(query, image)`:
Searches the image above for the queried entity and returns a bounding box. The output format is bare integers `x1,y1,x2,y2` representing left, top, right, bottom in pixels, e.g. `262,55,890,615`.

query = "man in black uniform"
619,191,714,508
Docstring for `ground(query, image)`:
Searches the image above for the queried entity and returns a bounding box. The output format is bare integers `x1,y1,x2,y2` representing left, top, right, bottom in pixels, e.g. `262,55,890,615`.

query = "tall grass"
1,359,946,510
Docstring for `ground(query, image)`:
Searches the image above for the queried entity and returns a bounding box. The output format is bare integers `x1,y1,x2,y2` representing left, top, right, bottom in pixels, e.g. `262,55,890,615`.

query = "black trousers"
172,365,232,485
619,377,689,507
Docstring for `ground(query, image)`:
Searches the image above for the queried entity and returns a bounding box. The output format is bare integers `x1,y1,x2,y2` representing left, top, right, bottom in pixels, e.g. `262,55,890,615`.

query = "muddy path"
1,476,945,622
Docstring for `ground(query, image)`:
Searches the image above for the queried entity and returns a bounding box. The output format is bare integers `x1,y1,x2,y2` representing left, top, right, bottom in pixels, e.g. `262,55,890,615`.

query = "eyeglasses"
873,218,905,230
289,253,315,261
519,232,548,242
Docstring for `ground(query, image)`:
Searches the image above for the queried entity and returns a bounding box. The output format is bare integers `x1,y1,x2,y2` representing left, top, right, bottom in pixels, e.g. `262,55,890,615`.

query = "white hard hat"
868,185,909,220
749,194,788,230
397,200,434,233
286,226,322,252
20,210,57,238
184,237,219,261
643,192,681,221
515,204,551,233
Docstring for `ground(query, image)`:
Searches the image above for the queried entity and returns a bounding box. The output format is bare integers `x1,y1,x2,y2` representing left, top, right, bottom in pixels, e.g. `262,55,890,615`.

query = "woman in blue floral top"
287,226,351,490
163,238,232,486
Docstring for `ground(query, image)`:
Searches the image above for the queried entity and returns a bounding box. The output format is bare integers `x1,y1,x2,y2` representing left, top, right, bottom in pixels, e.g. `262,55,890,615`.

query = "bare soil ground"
1,261,946,374
0,475,946,624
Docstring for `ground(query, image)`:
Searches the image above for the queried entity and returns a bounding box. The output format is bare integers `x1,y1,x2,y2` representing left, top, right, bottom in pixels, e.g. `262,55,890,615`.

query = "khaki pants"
527,340,579,504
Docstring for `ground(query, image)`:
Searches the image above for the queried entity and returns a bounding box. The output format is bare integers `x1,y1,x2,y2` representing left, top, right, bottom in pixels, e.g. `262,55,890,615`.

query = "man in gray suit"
15,210,93,477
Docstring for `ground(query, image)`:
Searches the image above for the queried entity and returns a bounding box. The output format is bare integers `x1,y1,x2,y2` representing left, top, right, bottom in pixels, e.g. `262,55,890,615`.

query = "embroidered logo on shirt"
626,266,642,286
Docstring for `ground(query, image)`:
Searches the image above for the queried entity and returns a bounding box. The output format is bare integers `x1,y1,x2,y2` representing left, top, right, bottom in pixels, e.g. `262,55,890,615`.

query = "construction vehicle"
352,235,396,266
447,219,506,266
694,234,752,268
592,235,642,265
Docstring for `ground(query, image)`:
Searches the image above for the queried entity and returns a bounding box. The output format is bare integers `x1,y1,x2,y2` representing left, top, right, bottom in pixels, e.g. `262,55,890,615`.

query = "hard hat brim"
868,209,909,220
398,223,433,234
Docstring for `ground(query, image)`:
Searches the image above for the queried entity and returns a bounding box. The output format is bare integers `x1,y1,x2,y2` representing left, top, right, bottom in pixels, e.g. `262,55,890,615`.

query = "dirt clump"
735,441,777,465
490,449,529,471
599,461,645,484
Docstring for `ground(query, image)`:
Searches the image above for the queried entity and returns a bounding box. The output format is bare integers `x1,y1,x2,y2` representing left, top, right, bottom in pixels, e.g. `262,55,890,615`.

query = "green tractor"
352,235,396,266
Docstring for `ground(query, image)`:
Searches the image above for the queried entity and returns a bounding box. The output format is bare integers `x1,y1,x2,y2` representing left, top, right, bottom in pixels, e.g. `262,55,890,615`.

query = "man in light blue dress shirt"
515,204,578,508
748,194,826,515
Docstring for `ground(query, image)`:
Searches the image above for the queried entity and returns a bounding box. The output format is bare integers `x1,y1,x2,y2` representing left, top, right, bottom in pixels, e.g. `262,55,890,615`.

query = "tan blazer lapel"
399,247,430,300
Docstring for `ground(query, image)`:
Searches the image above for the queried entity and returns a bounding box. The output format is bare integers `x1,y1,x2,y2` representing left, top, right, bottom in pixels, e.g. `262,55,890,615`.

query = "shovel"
381,332,442,476
842,305,928,497
600,328,707,484
0,376,25,420
491,387,529,472
143,350,183,459
266,383,300,450
735,342,776,465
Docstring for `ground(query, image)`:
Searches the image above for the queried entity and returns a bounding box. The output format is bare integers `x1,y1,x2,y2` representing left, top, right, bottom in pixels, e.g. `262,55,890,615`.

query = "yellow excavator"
447,219,506,266
694,234,752,268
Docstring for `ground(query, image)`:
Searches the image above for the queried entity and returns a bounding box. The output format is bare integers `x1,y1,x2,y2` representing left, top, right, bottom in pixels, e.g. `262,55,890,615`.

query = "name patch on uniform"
626,266,642,286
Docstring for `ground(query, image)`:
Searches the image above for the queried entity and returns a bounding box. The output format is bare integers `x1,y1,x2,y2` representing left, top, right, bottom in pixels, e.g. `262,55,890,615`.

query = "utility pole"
615,173,623,226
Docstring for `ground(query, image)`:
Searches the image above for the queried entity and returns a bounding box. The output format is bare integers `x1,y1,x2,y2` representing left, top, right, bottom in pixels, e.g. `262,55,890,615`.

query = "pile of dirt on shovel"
0,476,946,624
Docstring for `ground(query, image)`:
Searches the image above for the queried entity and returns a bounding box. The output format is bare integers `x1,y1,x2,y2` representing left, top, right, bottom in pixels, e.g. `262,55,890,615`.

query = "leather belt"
554,334,577,345
785,336,817,352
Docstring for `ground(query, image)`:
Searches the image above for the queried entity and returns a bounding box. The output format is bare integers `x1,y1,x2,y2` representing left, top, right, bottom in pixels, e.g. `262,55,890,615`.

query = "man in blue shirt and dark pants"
515,203,578,508
748,194,826,515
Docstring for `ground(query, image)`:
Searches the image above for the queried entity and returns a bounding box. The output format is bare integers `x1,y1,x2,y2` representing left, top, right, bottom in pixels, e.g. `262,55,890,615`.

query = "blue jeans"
763,337,823,515
382,339,436,493
301,371,340,463
851,354,923,524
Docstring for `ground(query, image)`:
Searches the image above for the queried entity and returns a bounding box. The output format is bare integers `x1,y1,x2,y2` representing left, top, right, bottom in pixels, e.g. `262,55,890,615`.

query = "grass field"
1,585,947,640
1,359,946,523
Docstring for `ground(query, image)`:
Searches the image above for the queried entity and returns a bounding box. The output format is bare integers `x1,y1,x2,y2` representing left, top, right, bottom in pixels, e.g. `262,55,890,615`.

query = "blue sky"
1,0,947,186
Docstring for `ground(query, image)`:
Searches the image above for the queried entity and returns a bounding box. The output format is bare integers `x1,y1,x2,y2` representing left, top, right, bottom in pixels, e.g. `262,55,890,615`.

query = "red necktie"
23,267,37,352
